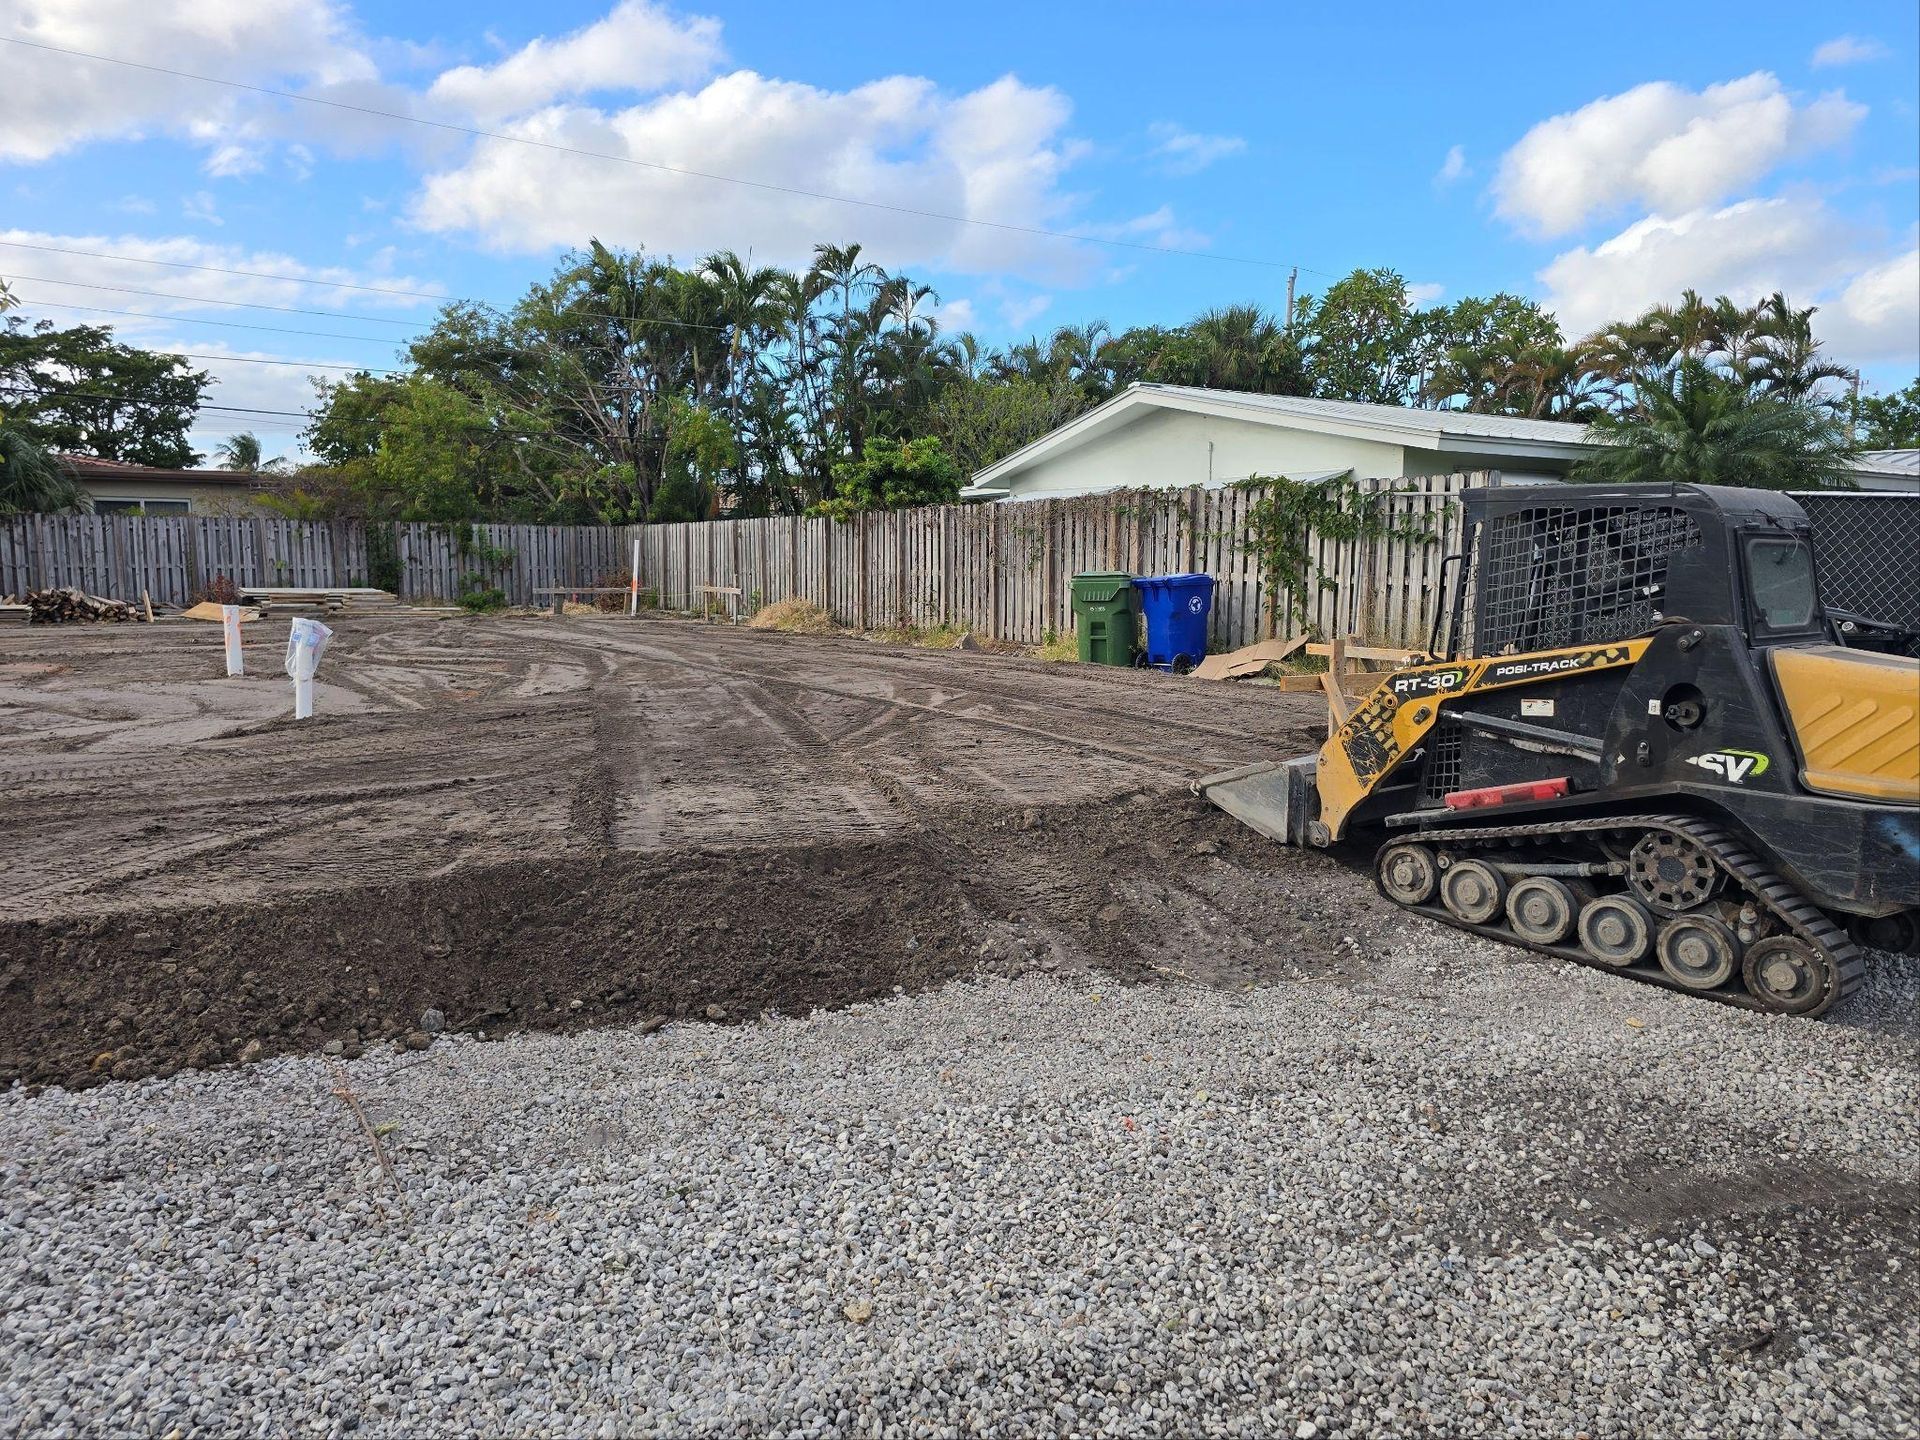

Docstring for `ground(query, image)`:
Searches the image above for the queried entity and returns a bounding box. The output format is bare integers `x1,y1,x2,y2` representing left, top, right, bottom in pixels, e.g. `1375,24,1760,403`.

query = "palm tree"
809,243,886,458
1744,293,1855,407
218,432,263,471
0,425,90,514
1573,359,1855,491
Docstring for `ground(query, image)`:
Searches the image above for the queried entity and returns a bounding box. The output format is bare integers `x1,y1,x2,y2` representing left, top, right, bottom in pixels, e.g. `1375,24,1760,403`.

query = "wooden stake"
1323,634,1353,736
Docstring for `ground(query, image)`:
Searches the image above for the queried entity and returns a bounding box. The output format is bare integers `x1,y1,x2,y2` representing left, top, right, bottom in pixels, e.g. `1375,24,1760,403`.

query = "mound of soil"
0,798,1361,1090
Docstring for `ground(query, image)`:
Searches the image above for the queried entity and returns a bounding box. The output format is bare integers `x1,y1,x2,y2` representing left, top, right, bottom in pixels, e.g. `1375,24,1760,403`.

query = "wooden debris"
179,600,262,622
24,587,142,624
1305,641,1429,665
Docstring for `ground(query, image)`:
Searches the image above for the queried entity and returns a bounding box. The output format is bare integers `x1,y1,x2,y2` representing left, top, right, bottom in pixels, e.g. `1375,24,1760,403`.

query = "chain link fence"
1795,490,1920,654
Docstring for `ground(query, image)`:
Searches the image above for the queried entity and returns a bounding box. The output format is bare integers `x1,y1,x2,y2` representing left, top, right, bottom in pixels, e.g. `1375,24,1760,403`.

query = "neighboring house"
58,454,271,515
1851,449,1919,493
959,383,1915,499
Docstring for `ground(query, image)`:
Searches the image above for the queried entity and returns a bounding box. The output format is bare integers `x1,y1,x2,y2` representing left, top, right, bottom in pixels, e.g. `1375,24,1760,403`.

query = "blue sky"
2,0,1915,463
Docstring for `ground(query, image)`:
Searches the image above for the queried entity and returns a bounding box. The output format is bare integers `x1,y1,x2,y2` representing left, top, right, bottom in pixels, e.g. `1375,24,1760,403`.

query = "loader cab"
1441,482,1830,660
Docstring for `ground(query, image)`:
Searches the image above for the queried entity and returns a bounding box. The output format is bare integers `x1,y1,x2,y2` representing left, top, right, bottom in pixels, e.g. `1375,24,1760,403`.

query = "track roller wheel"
1577,895,1654,966
1743,935,1844,1017
1629,831,1723,913
1439,859,1508,925
1506,877,1580,945
1656,914,1741,991
1848,910,1920,956
1377,843,1439,906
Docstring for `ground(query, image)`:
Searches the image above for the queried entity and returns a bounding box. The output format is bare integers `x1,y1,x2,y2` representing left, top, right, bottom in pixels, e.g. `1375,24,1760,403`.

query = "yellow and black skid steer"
1197,483,1920,1017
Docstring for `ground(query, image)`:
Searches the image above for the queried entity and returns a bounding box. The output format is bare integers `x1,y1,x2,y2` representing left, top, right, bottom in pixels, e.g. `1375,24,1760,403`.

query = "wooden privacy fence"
641,472,1486,651
0,515,369,610
1,472,1488,648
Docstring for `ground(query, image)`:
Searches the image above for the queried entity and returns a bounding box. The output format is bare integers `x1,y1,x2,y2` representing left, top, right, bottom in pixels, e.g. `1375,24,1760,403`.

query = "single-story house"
958,384,1920,498
59,455,272,515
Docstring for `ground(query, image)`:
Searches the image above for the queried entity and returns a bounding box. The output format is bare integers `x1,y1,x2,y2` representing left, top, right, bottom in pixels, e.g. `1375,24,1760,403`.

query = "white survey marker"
284,616,335,720
221,604,245,677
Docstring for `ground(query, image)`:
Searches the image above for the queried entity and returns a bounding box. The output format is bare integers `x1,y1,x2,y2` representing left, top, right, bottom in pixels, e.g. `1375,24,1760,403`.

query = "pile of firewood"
25,587,142,623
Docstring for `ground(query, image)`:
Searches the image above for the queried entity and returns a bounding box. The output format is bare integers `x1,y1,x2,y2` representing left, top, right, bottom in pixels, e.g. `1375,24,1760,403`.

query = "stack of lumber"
0,596,30,626
239,586,399,617
24,587,141,623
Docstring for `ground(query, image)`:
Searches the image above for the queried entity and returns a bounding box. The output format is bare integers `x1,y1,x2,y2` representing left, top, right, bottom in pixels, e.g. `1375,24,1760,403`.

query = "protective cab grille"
1468,505,1702,657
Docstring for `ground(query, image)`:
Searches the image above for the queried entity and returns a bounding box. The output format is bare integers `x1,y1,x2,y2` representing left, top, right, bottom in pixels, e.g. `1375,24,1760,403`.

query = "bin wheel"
1172,655,1195,675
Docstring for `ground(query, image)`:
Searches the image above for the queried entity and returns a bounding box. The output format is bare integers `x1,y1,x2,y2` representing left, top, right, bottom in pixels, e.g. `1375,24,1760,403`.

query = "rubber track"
1385,812,1866,1013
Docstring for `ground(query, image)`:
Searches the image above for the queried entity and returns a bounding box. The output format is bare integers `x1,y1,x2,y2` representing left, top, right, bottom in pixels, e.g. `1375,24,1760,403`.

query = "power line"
5,394,313,418
1,34,1328,275
1,272,427,325
9,295,408,344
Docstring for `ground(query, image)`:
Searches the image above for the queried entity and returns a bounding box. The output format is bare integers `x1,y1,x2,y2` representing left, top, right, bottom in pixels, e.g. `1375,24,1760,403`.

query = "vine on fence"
365,524,401,594
1239,475,1436,639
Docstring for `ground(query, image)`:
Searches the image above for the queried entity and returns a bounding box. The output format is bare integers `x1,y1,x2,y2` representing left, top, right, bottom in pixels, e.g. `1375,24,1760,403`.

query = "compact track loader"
1198,483,1920,1017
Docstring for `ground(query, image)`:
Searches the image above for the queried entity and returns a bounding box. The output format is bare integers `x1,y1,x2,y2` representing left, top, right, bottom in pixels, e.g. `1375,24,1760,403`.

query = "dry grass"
1033,634,1079,663
748,598,837,634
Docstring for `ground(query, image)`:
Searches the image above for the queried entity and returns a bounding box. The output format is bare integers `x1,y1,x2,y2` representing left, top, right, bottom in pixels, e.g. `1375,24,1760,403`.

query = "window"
1745,535,1817,632
95,498,191,515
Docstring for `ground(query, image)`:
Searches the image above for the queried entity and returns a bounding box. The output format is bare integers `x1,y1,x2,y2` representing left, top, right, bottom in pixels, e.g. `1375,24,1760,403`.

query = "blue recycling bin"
1133,573,1215,673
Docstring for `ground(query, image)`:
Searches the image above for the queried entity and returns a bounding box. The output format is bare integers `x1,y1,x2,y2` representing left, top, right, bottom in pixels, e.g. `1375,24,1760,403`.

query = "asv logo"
1188,595,1206,614
1684,750,1771,784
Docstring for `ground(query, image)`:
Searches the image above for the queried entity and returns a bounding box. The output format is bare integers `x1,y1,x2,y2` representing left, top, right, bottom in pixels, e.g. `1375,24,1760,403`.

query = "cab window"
1745,535,1817,632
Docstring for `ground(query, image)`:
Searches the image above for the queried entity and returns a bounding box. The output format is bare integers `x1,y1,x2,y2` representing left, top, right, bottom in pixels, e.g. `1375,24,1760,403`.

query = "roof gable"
966,384,1598,491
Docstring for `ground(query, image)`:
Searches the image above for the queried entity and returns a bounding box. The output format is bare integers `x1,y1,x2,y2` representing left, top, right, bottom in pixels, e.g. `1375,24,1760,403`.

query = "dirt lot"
0,612,1357,1087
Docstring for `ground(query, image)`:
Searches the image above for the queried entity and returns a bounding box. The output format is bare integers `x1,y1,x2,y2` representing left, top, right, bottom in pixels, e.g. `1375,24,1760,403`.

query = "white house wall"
1002,409,1408,497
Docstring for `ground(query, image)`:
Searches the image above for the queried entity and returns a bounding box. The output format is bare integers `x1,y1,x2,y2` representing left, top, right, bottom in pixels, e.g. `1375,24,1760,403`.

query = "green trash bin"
1070,571,1139,666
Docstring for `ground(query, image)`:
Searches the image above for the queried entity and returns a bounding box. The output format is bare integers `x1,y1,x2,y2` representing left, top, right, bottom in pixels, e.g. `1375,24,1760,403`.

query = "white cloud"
0,229,443,320
204,144,266,179
427,0,725,121
930,297,977,332
1146,122,1246,176
1407,282,1446,306
1493,73,1865,237
0,0,378,165
411,69,1125,281
1000,294,1053,331
1811,35,1890,68
1536,199,1918,363
1435,145,1467,185
1821,245,1920,361
181,191,224,227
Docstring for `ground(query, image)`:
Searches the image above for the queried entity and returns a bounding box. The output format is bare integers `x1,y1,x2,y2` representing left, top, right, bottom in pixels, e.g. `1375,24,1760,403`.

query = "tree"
0,320,208,466
218,432,263,472
1852,378,1919,449
1573,360,1855,491
929,374,1083,477
647,400,737,523
1299,269,1428,405
815,436,961,518
0,423,89,514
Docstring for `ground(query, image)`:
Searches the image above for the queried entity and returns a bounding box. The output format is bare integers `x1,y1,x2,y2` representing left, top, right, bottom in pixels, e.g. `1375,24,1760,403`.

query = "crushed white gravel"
4,937,1917,1439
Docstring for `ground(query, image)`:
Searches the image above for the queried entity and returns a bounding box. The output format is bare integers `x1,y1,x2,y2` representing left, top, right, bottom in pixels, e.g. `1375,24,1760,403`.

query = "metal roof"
1136,385,1597,446
963,384,1596,495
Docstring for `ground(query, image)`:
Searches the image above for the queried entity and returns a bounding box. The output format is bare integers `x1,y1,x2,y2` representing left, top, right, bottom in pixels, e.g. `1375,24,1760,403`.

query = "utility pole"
1285,267,1298,332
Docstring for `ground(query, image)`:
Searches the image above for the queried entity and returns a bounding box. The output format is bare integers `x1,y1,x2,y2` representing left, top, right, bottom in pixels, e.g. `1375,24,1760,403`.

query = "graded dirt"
2,613,1369,1085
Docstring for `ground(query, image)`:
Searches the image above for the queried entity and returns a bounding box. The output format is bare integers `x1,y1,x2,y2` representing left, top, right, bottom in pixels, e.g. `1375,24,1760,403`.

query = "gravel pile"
4,935,1917,1439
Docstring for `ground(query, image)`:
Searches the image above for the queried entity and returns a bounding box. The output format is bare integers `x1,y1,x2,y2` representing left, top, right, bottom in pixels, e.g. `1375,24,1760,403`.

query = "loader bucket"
1192,755,1320,847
